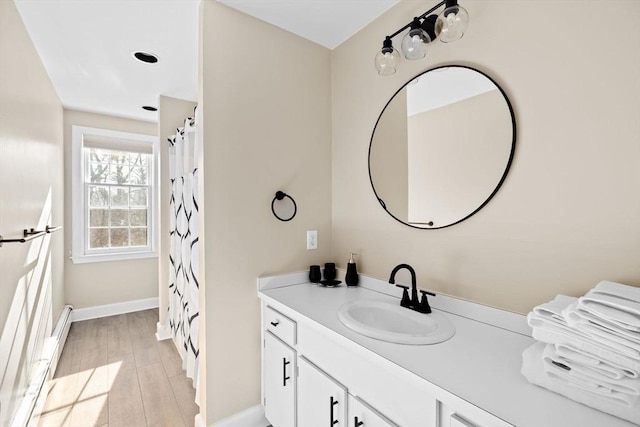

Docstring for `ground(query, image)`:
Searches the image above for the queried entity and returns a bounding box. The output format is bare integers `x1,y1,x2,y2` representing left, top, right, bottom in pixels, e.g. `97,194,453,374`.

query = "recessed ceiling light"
142,106,157,111
133,51,159,64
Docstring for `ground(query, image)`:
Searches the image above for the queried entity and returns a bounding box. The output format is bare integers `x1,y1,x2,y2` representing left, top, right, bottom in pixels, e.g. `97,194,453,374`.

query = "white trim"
71,250,158,264
257,270,309,291
12,305,73,427
210,405,269,427
71,297,159,322
71,125,159,264
194,413,207,427
156,321,172,341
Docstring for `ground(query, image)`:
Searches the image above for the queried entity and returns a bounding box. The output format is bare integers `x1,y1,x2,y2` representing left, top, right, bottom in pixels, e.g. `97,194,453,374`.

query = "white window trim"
71,125,159,264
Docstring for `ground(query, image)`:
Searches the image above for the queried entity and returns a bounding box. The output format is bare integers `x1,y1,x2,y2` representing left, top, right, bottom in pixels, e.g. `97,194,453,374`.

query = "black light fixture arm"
386,0,446,40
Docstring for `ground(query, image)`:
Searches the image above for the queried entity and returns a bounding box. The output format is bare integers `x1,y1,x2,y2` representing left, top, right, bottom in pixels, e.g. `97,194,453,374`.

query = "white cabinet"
262,301,509,427
348,395,397,427
297,356,347,427
263,306,297,427
264,332,296,427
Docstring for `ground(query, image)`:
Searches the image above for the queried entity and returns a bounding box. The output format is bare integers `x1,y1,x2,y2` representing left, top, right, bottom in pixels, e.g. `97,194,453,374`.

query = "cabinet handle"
282,358,290,386
270,320,280,327
354,416,363,427
330,396,339,425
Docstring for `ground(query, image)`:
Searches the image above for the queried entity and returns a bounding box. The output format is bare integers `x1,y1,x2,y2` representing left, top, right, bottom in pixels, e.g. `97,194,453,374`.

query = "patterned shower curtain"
168,114,200,399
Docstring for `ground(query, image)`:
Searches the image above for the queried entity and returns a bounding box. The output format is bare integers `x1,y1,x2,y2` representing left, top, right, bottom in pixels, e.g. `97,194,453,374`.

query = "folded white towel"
532,294,578,325
579,282,640,332
530,299,640,360
593,281,640,304
564,305,640,345
522,342,640,424
542,344,640,398
533,327,640,374
556,344,639,380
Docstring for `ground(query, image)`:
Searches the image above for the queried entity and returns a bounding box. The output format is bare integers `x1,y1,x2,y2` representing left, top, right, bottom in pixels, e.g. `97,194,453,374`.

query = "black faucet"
388,264,435,314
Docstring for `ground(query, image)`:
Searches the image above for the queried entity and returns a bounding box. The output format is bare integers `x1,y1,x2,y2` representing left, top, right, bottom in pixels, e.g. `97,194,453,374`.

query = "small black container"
323,263,336,281
309,265,321,283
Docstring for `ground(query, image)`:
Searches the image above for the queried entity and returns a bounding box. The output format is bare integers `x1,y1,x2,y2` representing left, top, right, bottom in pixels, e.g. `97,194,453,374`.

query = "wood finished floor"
37,309,199,427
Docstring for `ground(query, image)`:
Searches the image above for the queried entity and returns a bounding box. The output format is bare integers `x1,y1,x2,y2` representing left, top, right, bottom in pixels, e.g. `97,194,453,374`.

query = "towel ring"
271,191,297,222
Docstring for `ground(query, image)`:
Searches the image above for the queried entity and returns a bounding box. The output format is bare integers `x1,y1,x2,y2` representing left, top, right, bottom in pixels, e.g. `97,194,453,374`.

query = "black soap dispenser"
345,253,359,287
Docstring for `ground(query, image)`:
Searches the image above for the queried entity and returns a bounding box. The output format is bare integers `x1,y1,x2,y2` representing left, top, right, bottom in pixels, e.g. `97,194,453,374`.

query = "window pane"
108,164,130,184
129,167,148,185
89,209,109,227
87,162,109,183
89,228,109,249
130,188,147,207
130,209,147,226
130,228,147,246
110,187,129,207
130,153,148,168
110,209,129,226
88,148,110,163
110,151,128,164
89,186,109,206
110,228,129,247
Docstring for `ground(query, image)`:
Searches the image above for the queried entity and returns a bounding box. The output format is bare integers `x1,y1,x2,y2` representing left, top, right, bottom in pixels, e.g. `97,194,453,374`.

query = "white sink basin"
337,299,455,345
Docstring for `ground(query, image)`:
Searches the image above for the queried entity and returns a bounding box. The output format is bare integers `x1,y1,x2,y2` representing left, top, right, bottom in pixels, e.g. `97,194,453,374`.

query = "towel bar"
0,225,62,247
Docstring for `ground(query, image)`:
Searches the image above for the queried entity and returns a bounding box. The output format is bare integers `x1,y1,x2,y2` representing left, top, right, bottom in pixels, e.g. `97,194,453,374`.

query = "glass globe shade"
401,28,430,60
436,5,469,43
374,48,400,76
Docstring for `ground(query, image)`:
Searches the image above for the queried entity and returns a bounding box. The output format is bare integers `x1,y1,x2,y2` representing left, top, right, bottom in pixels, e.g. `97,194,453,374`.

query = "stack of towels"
522,280,640,424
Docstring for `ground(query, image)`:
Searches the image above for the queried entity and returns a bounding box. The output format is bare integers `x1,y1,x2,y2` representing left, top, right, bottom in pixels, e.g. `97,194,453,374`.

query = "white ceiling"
14,0,398,123
14,0,200,123
218,0,400,49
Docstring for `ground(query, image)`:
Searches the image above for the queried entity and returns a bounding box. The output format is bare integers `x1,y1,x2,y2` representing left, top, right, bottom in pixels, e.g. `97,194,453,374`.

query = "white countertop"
259,279,636,427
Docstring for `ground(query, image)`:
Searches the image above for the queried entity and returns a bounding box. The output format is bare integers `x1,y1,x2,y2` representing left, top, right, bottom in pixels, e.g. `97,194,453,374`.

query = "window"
72,126,158,263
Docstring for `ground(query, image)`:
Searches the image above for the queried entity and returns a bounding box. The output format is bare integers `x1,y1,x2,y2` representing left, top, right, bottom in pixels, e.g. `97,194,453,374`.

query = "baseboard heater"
11,304,73,427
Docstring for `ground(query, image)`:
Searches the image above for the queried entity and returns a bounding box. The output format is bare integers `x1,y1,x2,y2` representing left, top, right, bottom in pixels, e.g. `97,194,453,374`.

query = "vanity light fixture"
375,0,469,75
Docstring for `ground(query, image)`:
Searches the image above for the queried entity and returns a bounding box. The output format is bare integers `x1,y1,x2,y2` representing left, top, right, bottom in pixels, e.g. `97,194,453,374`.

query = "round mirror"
368,65,516,229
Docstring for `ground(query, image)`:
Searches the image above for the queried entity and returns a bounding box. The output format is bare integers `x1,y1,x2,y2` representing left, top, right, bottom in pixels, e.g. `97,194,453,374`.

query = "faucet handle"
395,285,411,308
418,290,434,314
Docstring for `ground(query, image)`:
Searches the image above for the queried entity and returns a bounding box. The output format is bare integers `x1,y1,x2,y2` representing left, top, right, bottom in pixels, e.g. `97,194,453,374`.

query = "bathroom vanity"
258,272,636,427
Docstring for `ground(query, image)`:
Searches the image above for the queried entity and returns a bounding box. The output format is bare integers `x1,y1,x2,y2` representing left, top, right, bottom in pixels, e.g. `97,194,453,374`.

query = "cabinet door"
264,331,296,427
348,395,397,427
298,356,347,427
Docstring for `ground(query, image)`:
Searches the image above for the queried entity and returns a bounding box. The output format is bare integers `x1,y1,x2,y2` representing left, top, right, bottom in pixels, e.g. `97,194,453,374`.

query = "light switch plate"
306,230,318,250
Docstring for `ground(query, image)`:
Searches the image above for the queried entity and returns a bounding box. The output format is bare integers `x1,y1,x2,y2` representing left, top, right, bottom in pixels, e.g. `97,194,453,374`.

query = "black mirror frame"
368,65,517,230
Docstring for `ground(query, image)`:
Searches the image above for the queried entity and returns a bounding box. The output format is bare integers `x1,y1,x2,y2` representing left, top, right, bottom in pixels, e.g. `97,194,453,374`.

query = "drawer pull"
270,320,280,327
354,416,363,427
283,358,291,386
330,396,339,425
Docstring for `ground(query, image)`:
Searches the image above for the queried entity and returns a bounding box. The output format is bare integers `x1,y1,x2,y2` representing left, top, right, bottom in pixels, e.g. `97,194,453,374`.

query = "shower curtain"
168,114,200,399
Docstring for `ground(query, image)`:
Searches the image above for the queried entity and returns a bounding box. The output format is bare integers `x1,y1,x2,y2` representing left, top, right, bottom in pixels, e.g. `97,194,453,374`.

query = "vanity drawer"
264,306,296,346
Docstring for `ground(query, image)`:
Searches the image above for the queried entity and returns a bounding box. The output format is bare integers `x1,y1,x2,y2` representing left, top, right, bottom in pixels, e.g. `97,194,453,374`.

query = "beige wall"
0,0,64,424
157,96,197,329
332,0,640,313
63,109,158,309
200,0,332,422
370,89,408,221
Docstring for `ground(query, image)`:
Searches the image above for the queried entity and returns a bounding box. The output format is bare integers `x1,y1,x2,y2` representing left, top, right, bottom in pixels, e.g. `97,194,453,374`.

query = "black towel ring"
271,191,297,222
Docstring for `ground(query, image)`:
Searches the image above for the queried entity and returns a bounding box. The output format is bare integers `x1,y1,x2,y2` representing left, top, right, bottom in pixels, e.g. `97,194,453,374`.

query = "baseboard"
156,321,172,341
195,413,206,427
71,297,159,322
211,405,269,427
13,305,73,427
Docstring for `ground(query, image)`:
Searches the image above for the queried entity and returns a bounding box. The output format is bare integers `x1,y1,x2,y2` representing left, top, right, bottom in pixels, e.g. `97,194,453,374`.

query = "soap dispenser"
345,253,359,286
